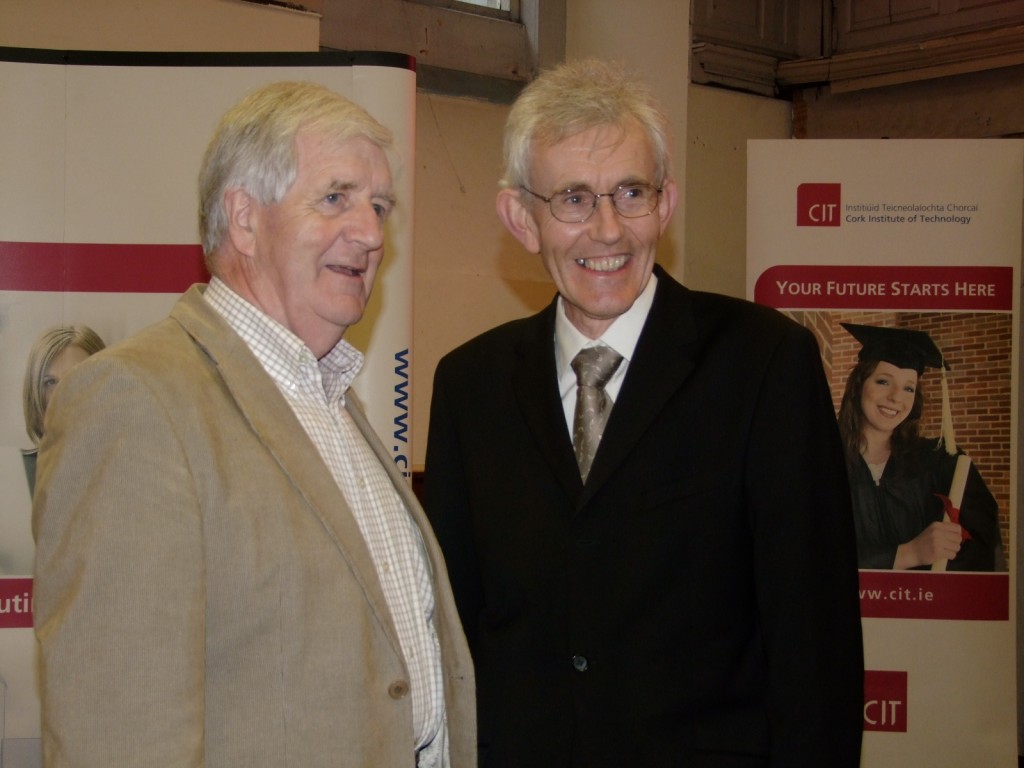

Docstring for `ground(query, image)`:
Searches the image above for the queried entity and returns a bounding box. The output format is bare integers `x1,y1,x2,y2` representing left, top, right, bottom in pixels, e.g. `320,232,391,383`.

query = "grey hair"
501,58,672,191
198,80,395,262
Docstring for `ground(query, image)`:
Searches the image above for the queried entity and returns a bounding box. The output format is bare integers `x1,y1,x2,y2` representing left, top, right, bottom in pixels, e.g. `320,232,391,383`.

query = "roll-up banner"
0,49,415,766
748,139,1019,766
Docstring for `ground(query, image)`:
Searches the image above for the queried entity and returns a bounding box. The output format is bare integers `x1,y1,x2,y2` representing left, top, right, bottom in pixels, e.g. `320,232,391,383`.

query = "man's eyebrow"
553,181,591,192
557,176,651,192
325,180,357,193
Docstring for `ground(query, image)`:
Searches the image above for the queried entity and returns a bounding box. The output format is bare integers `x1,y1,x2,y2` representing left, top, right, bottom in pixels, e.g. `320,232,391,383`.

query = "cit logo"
863,670,907,732
797,183,841,226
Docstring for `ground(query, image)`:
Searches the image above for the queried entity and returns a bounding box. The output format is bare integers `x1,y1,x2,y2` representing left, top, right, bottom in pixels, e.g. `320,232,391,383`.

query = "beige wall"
410,91,553,463
0,0,319,51
685,84,791,299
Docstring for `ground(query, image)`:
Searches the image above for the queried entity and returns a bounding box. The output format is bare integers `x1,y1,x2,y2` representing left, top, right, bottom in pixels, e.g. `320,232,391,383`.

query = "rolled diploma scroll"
931,454,971,572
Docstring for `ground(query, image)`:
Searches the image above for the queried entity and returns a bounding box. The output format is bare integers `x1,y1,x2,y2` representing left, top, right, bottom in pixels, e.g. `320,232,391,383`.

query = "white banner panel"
0,49,415,767
748,139,1020,766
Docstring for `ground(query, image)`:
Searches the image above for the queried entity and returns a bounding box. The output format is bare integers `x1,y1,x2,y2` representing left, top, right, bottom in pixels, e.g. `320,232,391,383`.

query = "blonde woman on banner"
837,323,1002,571
21,325,106,497
0,325,106,576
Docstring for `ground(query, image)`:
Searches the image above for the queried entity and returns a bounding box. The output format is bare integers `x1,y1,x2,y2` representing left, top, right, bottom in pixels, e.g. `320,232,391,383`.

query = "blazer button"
388,680,410,699
571,655,589,672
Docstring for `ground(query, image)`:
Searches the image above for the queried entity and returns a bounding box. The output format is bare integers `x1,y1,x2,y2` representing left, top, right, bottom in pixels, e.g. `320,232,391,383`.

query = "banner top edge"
0,46,416,72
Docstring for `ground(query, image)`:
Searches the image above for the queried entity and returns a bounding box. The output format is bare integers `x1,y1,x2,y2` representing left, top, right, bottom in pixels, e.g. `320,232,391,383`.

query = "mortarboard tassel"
940,363,957,456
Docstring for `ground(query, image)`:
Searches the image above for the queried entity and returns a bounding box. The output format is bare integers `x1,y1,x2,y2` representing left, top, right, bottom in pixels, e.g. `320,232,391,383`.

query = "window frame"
319,0,563,102
410,0,518,21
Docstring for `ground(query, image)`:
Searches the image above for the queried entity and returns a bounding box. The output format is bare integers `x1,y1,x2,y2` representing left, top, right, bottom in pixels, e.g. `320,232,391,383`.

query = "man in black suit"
424,58,864,767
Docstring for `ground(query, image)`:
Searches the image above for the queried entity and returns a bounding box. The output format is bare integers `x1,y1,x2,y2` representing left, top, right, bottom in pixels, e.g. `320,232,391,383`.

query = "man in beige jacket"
33,81,475,767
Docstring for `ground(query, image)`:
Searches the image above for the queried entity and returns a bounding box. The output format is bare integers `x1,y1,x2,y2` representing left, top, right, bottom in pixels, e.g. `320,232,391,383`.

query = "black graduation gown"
848,437,1001,571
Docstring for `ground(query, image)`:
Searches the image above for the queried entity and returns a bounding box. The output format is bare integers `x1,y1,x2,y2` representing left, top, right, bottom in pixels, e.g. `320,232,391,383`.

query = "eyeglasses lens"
550,184,658,223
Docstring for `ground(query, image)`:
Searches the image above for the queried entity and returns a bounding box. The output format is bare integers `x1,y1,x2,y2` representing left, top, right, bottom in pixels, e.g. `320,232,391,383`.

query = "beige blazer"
33,285,475,767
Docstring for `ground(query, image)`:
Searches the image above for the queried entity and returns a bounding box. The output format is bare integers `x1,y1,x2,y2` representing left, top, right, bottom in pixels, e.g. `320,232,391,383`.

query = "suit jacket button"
571,655,589,672
388,680,410,699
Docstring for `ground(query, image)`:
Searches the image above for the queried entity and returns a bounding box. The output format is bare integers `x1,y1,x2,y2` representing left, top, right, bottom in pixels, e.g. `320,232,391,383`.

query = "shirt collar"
555,272,658,377
203,277,363,403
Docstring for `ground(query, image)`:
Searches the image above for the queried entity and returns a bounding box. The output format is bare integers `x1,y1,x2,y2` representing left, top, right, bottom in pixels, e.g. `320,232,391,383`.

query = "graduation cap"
841,322,957,454
840,322,947,374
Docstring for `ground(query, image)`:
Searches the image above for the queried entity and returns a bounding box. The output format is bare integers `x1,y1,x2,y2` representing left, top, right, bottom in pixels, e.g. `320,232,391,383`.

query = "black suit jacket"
424,267,864,767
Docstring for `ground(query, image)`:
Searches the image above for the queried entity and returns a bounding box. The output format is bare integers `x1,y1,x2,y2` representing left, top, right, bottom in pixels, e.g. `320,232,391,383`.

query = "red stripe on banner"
754,265,1012,311
858,571,1008,620
0,578,33,629
0,241,209,292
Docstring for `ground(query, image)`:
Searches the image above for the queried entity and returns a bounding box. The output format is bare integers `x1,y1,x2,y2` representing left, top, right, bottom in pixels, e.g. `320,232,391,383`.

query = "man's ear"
496,188,541,254
224,187,258,257
656,178,679,235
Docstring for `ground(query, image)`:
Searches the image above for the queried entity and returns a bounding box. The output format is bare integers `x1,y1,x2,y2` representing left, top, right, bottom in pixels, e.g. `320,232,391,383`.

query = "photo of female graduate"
837,322,1002,571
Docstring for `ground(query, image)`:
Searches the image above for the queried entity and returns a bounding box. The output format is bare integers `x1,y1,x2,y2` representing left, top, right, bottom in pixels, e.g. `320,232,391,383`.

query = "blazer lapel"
346,390,477,687
582,270,698,503
511,300,585,502
170,286,404,656
344,390,437,574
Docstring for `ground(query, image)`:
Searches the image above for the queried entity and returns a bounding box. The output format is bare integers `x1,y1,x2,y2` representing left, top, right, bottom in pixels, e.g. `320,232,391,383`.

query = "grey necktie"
571,345,623,482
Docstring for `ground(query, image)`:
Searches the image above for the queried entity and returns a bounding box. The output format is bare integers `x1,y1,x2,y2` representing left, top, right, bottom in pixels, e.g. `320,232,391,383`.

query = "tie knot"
571,345,623,389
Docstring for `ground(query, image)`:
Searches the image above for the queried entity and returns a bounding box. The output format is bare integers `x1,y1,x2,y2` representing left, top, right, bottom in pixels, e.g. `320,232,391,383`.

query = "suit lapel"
511,300,585,503
582,270,698,503
510,275,701,508
169,286,404,655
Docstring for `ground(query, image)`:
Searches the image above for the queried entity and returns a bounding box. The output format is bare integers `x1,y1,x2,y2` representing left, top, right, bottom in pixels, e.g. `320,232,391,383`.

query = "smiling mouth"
878,405,902,418
575,255,628,272
327,264,365,277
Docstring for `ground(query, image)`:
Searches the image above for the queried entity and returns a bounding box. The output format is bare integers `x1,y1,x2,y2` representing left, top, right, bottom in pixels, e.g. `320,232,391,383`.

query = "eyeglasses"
521,183,662,224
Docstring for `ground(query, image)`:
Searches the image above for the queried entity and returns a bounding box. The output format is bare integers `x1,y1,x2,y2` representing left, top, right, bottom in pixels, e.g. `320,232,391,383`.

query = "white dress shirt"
555,273,658,436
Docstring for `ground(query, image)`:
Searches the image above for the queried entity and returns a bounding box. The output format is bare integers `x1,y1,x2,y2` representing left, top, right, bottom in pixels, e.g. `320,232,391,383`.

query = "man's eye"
325,193,341,205
559,191,590,207
373,203,391,220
